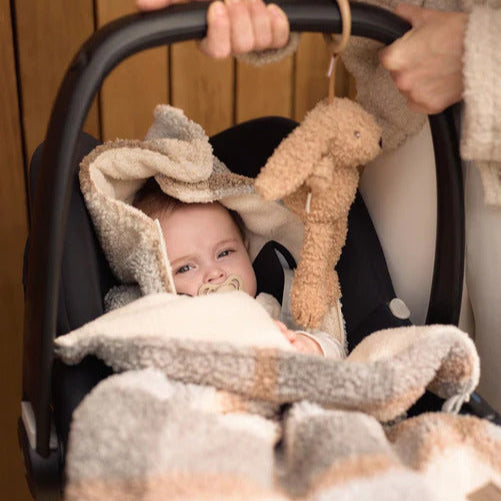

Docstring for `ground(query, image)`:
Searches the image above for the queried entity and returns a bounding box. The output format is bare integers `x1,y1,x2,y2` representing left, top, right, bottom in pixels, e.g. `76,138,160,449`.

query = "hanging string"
326,53,339,104
323,0,352,104
305,0,353,215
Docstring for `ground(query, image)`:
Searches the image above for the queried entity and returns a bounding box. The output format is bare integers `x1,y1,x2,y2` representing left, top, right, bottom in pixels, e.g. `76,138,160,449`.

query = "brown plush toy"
255,98,383,330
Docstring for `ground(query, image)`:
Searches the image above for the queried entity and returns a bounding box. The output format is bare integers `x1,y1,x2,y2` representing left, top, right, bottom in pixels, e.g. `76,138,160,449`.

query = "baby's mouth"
198,274,243,296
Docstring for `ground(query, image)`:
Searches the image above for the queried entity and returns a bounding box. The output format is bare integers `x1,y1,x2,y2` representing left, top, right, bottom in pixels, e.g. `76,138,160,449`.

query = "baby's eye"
217,249,234,259
176,264,193,274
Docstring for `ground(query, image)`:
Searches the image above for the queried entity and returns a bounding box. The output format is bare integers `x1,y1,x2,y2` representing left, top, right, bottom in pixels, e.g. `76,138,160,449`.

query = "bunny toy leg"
290,221,337,328
324,215,349,307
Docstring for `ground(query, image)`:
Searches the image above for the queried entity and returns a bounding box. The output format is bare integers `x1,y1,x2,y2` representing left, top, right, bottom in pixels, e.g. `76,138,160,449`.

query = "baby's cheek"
242,270,257,297
173,276,198,296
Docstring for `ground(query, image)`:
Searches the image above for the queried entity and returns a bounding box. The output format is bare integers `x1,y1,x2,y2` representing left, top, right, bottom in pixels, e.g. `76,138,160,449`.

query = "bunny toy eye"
354,131,361,138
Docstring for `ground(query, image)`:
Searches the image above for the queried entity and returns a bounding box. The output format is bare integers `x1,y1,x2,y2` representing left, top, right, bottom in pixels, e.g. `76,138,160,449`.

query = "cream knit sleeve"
461,6,501,205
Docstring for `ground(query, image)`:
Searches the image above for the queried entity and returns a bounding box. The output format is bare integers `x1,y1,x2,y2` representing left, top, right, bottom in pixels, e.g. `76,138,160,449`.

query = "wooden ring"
323,0,352,55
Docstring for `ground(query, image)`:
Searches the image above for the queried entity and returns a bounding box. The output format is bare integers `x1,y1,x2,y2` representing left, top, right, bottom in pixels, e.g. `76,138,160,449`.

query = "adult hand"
379,4,468,114
136,0,290,59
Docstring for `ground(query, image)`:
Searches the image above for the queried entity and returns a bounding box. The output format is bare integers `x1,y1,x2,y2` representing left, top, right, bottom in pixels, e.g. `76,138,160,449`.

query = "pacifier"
197,274,243,296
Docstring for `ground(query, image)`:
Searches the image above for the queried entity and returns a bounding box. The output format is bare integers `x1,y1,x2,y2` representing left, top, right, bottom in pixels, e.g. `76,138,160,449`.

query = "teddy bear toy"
255,97,383,330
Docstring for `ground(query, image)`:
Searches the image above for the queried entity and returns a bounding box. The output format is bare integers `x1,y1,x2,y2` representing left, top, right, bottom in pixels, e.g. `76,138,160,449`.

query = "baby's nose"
205,267,226,283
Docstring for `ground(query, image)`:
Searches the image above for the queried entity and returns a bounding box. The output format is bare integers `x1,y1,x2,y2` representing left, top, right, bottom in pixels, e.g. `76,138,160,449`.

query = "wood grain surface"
0,1,31,499
14,0,99,160
171,41,234,135
96,0,169,141
236,56,293,123
295,33,353,121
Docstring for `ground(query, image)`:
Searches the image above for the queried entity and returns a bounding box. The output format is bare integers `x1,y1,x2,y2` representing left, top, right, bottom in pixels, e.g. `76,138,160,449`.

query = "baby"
133,179,342,356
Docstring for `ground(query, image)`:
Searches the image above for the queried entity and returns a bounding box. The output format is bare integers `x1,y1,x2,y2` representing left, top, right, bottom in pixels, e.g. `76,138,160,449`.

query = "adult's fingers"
198,1,231,58
380,6,466,114
228,1,289,53
247,0,273,51
136,0,208,11
267,3,289,48
225,0,255,55
203,1,289,57
379,28,416,72
160,0,289,59
379,3,431,71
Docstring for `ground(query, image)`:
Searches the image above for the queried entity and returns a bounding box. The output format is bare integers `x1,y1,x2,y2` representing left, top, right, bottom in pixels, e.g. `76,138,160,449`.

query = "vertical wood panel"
294,33,354,122
294,33,331,121
97,0,169,141
0,1,31,499
171,42,233,135
15,0,99,162
235,57,293,123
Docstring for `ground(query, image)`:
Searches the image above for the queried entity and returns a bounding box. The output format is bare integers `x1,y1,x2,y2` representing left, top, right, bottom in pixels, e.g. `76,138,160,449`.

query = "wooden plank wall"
0,1,30,500
1,3,352,499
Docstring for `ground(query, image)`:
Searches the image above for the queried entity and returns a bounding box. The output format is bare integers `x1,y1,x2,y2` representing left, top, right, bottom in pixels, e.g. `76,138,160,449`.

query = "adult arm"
460,6,501,164
380,3,501,165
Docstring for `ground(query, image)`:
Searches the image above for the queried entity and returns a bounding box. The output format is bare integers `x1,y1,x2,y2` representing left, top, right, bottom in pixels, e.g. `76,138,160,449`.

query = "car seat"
17,1,501,500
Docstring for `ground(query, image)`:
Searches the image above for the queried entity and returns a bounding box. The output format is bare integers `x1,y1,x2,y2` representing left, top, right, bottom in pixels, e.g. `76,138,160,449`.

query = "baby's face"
159,203,257,297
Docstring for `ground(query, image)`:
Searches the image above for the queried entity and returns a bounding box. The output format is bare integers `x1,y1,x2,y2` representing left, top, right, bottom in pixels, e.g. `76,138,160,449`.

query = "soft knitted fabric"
55,303,501,500
462,6,501,205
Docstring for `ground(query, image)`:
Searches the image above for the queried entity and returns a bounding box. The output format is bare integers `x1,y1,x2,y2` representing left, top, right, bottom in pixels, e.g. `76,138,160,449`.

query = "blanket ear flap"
145,104,208,143
144,104,215,183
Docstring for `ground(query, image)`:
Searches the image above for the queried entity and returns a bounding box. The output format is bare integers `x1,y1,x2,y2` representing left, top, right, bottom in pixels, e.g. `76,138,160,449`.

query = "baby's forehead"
161,202,242,236
169,201,230,220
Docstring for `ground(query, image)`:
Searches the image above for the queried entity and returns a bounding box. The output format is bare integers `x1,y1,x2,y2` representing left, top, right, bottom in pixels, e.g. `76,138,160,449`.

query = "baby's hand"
273,320,323,355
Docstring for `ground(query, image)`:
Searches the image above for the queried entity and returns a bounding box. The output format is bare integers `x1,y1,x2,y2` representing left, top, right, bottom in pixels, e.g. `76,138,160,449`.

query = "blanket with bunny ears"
79,104,343,342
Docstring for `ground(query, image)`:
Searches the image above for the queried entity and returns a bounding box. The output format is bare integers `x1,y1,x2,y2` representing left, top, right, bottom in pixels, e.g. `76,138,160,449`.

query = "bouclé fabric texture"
68,104,501,500
55,294,501,500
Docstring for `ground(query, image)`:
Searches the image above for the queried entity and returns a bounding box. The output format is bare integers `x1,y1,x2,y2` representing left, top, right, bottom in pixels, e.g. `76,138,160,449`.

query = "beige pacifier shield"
198,274,243,295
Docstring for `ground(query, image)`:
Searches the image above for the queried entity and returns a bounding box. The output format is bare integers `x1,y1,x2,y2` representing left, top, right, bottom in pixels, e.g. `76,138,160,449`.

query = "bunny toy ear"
255,120,326,201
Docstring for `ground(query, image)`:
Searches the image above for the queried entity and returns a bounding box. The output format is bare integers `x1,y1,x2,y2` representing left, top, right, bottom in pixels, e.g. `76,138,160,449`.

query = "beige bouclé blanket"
56,105,501,500
55,291,501,501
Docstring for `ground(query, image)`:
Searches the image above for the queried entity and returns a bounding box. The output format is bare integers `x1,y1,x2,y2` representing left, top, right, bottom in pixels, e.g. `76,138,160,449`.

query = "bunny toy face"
326,100,383,172
255,98,382,202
